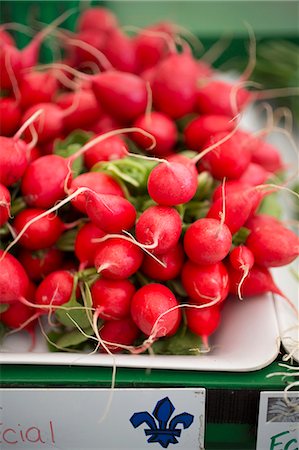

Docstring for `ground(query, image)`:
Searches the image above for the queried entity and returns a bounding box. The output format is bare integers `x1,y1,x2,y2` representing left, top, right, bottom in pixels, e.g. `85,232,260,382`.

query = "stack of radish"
0,6,298,355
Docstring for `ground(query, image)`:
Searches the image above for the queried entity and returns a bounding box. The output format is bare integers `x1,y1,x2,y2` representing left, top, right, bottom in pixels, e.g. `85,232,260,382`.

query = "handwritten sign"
256,391,299,450
0,387,205,449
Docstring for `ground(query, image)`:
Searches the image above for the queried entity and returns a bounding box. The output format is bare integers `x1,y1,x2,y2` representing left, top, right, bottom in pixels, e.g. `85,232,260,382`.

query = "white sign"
256,391,299,450
0,387,205,450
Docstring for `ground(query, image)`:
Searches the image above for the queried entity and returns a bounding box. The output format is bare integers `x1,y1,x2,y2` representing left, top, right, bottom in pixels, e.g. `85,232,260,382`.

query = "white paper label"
0,387,205,450
256,391,299,450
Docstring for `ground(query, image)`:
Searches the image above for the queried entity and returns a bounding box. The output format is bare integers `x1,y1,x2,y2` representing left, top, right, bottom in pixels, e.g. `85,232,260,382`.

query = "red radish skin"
18,247,64,282
0,97,21,136
13,208,63,251
132,112,177,157
184,114,234,151
85,192,137,233
166,153,198,179
86,114,122,135
20,154,71,208
74,222,106,268
102,29,137,73
229,245,255,271
92,71,148,122
151,53,199,119
0,183,11,226
91,278,136,320
141,243,185,281
94,238,144,280
34,270,74,312
0,136,29,186
0,29,15,46
70,172,124,214
250,138,284,173
196,79,252,117
84,135,128,169
239,162,271,186
99,317,140,353
77,7,118,33
181,260,230,305
0,42,22,90
183,218,232,265
245,214,299,267
19,71,58,110
185,303,221,345
135,205,182,255
21,103,64,144
147,161,198,206
131,283,182,338
0,250,29,304
1,298,35,331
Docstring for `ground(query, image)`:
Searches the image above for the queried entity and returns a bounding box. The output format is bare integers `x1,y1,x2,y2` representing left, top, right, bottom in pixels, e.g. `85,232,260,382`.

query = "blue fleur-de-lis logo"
130,396,194,448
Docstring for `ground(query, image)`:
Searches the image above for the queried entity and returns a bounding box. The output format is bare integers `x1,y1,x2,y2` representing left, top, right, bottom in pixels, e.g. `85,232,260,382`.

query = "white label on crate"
256,391,299,450
0,387,205,450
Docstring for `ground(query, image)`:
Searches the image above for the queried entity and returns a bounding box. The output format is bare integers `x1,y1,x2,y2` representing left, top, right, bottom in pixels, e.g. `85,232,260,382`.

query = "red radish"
1,297,35,331
94,237,144,279
102,29,137,73
166,153,198,178
135,205,182,255
212,180,248,202
147,161,198,206
250,138,284,173
34,270,74,312
27,145,41,163
245,214,299,267
181,260,230,305
239,162,270,186
19,71,58,110
20,154,72,208
0,97,21,136
0,42,22,90
21,103,64,143
131,283,181,338
0,183,11,226
0,29,15,46
98,317,140,353
71,30,107,67
13,208,63,251
151,52,199,119
87,114,122,135
92,71,148,122
74,222,105,269
85,192,137,233
184,114,234,150
185,303,221,346
0,249,29,304
196,79,252,117
0,136,29,186
132,111,177,157
91,278,136,320
84,134,128,169
207,187,264,234
77,7,118,33
195,60,213,79
229,245,255,271
56,89,102,133
141,243,184,281
70,172,125,214
184,218,232,265
200,130,252,180
18,247,64,281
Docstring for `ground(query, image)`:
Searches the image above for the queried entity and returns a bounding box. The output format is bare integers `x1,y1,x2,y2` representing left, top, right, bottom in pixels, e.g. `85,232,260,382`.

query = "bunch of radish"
0,6,298,356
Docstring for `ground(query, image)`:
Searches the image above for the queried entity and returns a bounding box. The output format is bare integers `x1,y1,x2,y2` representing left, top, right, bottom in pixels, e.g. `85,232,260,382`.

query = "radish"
85,192,137,233
13,208,63,251
132,111,177,157
200,130,252,180
0,97,21,136
239,162,271,186
0,250,29,304
196,79,253,117
130,283,182,338
181,260,230,305
184,114,234,151
70,172,125,214
20,103,64,144
18,247,64,281
135,205,182,255
92,71,148,122
34,270,74,313
77,6,118,33
229,245,255,299
102,29,137,73
147,160,198,206
94,237,144,279
245,214,299,267
185,303,221,347
0,136,29,186
166,153,198,179
0,183,11,226
0,41,22,90
250,138,284,173
74,222,105,269
91,278,136,320
84,135,128,169
19,71,58,110
0,29,15,46
183,218,232,265
98,317,140,353
151,52,199,119
141,243,185,281
1,296,35,332
87,114,122,135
